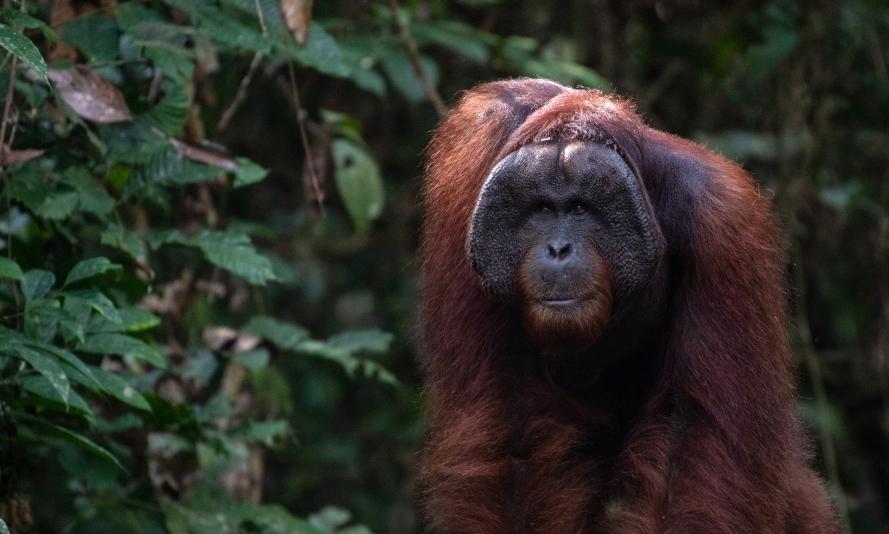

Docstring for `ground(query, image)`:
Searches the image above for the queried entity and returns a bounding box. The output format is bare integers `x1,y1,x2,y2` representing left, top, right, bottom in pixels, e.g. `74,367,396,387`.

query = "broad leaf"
0,22,47,79
0,257,24,280
332,139,384,233
244,316,309,349
65,257,122,286
6,344,71,405
79,333,166,369
14,410,124,471
22,269,55,301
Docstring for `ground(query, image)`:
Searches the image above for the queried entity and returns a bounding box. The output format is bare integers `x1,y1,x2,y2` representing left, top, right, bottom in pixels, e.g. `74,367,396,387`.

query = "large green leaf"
22,375,93,415
27,340,99,390
412,20,493,63
288,24,350,78
380,49,439,104
65,288,123,325
22,269,55,301
0,8,56,44
79,333,166,369
65,257,123,286
0,22,47,79
331,139,384,234
155,229,277,285
14,410,124,471
5,344,71,405
162,0,271,54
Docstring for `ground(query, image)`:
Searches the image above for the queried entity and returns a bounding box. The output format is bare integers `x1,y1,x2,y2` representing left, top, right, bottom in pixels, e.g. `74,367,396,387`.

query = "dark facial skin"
468,141,664,355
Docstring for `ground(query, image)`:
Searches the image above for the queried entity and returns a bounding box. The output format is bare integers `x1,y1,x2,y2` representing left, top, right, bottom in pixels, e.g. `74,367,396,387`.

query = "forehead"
502,141,628,194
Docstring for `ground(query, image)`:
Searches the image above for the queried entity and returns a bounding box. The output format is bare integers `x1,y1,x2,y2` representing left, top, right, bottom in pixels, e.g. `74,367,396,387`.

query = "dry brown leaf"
1,145,44,166
281,0,313,44
171,139,238,170
203,326,261,352
203,326,239,350
48,66,132,123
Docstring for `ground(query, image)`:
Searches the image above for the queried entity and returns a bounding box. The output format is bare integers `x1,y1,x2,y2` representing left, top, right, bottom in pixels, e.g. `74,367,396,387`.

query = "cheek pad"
468,143,664,302
466,153,529,300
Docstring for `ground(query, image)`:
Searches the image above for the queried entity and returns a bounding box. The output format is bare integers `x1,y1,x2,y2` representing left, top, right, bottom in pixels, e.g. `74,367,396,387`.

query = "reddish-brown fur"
519,247,613,354
418,79,839,533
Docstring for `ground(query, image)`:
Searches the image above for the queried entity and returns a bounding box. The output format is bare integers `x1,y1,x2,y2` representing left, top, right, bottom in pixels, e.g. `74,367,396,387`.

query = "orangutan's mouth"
539,297,589,308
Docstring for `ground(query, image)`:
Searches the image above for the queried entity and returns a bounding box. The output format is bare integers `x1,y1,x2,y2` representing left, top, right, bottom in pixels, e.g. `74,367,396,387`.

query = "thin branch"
387,0,447,118
253,0,269,36
286,60,324,213
217,52,263,133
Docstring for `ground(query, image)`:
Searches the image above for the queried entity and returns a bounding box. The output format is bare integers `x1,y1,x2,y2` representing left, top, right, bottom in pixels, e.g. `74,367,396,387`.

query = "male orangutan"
418,78,839,533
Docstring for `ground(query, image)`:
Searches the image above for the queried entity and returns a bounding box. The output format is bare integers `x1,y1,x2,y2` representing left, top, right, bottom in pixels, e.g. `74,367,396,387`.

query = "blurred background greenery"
0,0,886,532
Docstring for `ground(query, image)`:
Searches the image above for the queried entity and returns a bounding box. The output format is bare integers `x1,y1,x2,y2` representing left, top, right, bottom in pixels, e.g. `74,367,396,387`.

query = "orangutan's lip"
539,297,586,308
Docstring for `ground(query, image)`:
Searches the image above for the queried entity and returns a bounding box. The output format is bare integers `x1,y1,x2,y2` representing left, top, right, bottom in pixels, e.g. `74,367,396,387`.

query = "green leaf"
27,340,100,390
100,122,168,165
144,77,191,135
36,191,79,220
88,306,160,334
234,348,269,370
61,14,120,62
244,316,309,350
380,49,439,104
327,329,393,354
0,257,24,280
66,288,123,324
0,22,47,79
337,37,386,96
65,257,122,286
22,375,93,415
24,299,61,343
0,8,57,44
89,366,152,411
155,229,277,285
22,269,55,301
63,167,115,216
6,344,70,405
332,139,385,233
0,518,8,534
140,145,222,186
79,333,166,369
163,0,272,54
413,20,492,63
100,223,147,261
289,24,350,78
232,158,268,187
295,340,398,386
162,494,323,534
14,410,124,471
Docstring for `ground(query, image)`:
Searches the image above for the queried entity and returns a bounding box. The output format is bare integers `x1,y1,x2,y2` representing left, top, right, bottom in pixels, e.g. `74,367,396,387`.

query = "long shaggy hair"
418,78,838,534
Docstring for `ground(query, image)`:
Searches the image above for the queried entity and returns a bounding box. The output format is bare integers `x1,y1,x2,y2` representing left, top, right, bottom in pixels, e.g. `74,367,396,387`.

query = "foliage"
0,0,886,533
